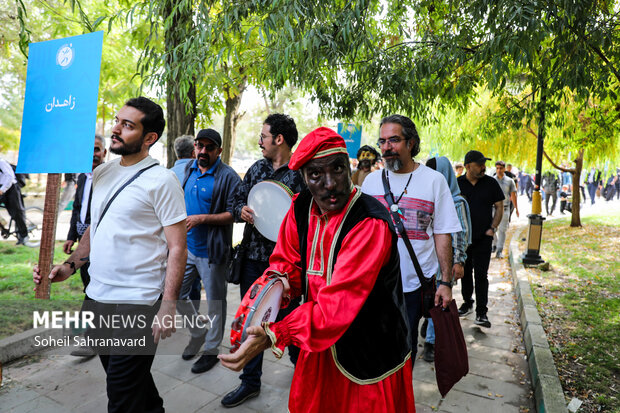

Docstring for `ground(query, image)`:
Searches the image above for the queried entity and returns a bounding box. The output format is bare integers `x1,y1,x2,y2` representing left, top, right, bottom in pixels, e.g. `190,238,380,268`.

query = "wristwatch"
438,280,453,288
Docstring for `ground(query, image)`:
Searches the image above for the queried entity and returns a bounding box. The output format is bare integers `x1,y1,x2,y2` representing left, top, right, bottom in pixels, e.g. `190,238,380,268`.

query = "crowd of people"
28,96,619,413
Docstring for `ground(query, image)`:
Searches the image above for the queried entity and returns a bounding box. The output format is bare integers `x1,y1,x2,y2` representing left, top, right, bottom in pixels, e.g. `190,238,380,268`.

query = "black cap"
464,150,491,164
195,129,222,147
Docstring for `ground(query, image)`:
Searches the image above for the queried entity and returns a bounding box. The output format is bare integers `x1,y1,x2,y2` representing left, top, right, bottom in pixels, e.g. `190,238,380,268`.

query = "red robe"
264,188,415,413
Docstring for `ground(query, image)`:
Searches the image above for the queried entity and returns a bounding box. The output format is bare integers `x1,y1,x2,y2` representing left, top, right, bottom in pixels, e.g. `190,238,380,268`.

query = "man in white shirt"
493,160,519,258
362,114,461,364
34,97,187,413
0,157,28,244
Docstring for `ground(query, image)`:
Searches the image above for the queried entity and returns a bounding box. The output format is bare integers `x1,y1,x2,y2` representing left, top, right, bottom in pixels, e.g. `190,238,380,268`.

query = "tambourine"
247,180,293,242
230,273,283,352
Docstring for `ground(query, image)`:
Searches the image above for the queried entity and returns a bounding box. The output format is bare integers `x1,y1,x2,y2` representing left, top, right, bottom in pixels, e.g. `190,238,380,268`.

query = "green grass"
529,211,620,412
0,241,84,338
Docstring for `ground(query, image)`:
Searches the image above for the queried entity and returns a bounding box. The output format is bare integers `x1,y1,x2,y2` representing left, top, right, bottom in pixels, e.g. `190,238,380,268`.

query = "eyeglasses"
259,134,273,143
195,142,217,151
376,137,406,147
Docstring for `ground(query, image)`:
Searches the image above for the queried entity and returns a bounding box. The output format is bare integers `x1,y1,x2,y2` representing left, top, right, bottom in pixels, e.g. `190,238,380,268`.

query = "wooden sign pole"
35,173,61,299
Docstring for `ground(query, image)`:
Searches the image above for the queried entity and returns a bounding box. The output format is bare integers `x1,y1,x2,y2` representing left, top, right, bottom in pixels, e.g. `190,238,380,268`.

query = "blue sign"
337,123,363,158
17,32,103,173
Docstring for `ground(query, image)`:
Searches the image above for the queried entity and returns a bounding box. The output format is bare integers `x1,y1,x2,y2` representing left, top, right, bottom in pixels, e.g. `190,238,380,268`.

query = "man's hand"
219,325,271,371
485,228,494,237
63,240,75,255
515,209,520,218
32,263,73,290
152,300,177,344
435,284,453,309
452,263,464,281
0,190,3,196
240,206,255,225
186,215,203,231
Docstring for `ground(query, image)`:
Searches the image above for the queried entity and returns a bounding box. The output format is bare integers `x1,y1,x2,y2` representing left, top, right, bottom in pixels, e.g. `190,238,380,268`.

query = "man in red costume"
220,127,415,412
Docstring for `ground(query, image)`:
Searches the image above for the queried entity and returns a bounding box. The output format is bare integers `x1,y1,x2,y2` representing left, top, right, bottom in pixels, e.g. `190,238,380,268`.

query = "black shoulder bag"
381,170,436,318
227,224,251,284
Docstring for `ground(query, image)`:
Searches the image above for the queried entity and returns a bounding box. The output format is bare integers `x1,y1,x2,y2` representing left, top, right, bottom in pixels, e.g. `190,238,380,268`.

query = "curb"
508,228,568,413
0,327,62,364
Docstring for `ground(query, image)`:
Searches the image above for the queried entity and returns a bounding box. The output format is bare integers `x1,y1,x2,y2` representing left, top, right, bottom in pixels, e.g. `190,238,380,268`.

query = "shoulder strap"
95,163,158,232
381,169,427,284
182,159,194,189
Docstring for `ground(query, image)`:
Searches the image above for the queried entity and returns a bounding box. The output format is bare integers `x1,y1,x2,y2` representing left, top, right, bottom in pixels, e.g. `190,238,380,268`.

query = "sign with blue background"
17,31,103,173
337,123,363,158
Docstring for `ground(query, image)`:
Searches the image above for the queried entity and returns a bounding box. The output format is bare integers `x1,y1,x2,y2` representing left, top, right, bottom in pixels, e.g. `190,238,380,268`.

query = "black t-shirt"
458,174,505,240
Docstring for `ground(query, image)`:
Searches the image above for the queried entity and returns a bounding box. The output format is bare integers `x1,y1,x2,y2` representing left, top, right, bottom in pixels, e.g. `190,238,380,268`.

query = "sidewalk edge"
0,327,61,364
508,227,567,413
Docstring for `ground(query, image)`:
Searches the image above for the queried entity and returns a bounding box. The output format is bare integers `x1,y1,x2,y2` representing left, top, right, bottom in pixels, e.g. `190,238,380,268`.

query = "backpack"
10,164,29,188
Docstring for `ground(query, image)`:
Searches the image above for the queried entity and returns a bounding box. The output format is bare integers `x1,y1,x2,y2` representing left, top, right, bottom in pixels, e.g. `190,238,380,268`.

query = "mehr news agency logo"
32,310,217,348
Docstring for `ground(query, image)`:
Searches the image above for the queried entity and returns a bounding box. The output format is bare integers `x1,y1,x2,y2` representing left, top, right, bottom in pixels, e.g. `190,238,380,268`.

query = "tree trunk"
570,149,584,227
221,78,247,165
166,84,195,167
163,0,195,168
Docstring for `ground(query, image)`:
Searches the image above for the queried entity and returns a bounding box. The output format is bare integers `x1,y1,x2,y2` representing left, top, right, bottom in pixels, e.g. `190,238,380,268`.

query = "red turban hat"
289,127,349,171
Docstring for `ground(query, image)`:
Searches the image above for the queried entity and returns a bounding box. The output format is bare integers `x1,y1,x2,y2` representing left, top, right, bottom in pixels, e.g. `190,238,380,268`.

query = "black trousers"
461,236,493,316
545,190,557,215
83,297,163,413
404,288,423,366
1,185,27,238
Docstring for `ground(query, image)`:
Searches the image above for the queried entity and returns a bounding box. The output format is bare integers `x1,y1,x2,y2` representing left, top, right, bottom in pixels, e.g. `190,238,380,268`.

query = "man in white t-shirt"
362,114,461,364
493,160,519,258
34,97,187,413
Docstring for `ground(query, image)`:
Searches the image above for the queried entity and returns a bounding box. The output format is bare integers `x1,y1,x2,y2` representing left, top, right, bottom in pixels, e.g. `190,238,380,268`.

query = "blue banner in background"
17,31,103,173
337,123,363,159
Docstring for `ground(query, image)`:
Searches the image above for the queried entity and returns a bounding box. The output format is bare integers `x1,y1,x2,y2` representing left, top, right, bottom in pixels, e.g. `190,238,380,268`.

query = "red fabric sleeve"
269,217,393,354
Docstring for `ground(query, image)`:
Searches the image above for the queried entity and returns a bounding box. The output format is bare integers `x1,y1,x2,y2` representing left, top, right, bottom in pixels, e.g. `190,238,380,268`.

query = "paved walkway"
1,247,535,413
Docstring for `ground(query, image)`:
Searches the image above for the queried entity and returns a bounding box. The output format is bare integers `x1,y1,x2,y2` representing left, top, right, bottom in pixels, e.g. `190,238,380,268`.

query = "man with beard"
457,151,504,328
220,127,415,412
34,97,187,412
222,113,305,407
361,114,461,364
352,145,380,186
176,128,241,374
63,134,107,357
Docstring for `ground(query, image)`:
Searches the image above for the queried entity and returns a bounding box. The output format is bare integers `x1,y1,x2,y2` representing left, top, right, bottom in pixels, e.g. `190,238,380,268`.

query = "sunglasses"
195,142,218,151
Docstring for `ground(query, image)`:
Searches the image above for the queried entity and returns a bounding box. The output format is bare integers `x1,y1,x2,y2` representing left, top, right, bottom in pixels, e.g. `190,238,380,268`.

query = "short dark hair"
264,113,298,148
125,97,165,142
380,114,420,158
495,160,506,167
174,135,194,159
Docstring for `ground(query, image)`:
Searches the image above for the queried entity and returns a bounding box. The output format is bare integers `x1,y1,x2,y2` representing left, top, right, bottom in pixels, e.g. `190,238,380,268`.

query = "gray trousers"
176,251,227,355
493,206,510,255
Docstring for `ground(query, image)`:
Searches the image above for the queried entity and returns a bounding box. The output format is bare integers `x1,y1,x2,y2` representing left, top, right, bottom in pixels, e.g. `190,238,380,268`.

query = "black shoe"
182,336,205,360
420,318,428,339
474,314,492,328
458,302,473,317
422,342,434,362
491,245,496,253
221,383,260,408
191,354,219,373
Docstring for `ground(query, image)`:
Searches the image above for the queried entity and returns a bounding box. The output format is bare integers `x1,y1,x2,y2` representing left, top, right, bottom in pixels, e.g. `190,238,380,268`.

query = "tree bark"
166,83,195,167
570,149,584,227
163,0,195,168
221,77,247,165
